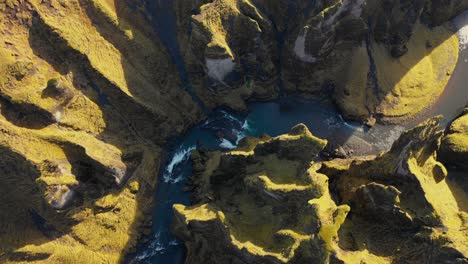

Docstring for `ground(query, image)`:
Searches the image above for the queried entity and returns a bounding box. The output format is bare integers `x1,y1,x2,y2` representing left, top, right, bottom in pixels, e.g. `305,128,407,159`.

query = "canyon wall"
0,0,202,262
0,0,467,263
174,119,467,263
174,0,467,123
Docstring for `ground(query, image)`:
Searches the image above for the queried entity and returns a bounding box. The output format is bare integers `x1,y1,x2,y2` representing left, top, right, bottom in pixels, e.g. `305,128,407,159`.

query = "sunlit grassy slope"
0,1,199,263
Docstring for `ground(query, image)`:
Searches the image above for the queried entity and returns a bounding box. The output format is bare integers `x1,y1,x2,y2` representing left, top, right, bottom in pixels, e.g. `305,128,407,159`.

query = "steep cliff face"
174,0,280,110
425,0,468,26
174,0,464,123
0,0,202,263
322,117,467,262
174,119,467,263
173,124,348,263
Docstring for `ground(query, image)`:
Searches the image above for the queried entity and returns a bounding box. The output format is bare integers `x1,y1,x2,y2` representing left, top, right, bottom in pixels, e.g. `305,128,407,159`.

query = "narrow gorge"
0,1,467,264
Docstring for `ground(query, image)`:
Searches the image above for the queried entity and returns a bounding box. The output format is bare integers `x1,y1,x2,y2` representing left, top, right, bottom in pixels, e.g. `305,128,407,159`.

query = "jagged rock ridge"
173,120,467,263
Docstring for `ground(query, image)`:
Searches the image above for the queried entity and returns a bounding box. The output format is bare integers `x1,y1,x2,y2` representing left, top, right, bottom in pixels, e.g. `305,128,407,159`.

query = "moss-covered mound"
440,106,468,169
338,22,459,123
173,124,349,263
174,120,467,263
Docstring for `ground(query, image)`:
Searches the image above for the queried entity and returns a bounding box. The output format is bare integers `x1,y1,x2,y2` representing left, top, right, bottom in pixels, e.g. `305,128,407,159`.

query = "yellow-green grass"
406,151,468,256
0,2,170,263
194,0,242,58
174,204,218,223
29,0,197,124
443,113,468,153
373,23,459,122
174,126,348,262
247,154,302,184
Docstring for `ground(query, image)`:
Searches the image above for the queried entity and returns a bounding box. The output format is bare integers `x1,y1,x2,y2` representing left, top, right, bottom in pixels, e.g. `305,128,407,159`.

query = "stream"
126,9,468,264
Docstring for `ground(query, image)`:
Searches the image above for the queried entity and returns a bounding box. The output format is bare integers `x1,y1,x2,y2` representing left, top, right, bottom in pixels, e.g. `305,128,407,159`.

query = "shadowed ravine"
126,11,468,261
143,0,207,112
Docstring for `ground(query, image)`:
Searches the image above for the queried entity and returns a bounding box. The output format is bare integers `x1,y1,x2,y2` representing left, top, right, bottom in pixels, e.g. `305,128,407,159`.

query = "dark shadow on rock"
445,169,468,212
4,251,51,262
21,1,199,262
0,146,66,262
27,10,190,146
13,7,159,262
0,95,55,129
338,213,419,257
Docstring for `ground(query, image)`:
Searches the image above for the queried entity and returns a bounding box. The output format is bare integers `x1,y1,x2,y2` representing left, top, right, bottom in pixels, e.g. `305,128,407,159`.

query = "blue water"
126,97,411,264
127,87,468,263
123,6,468,262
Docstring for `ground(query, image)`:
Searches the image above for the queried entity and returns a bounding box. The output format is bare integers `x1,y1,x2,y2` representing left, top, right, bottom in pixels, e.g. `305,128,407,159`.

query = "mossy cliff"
173,120,467,263
173,124,347,263
174,0,280,110
322,117,467,263
0,0,467,263
174,0,466,123
0,0,202,263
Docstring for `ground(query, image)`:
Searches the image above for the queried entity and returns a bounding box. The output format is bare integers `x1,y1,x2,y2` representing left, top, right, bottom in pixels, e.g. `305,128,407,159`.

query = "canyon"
0,0,467,263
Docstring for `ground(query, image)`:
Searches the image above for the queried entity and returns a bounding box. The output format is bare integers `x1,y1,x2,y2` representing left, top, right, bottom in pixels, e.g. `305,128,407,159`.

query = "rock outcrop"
174,0,464,123
174,0,280,110
440,106,468,169
173,124,348,263
174,119,467,263
322,117,467,262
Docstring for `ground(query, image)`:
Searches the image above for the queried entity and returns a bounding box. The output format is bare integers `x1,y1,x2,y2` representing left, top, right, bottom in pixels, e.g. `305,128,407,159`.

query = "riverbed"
126,97,389,264
126,10,468,264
